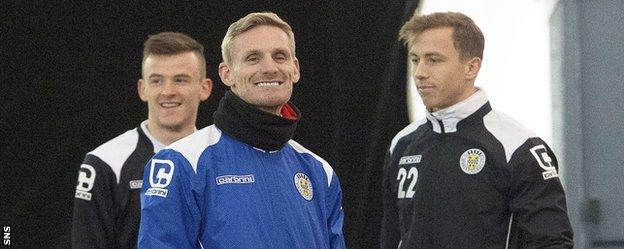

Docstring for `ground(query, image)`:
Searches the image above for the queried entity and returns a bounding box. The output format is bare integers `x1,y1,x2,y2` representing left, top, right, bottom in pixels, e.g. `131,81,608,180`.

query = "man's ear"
465,57,482,80
292,57,301,84
218,62,234,87
200,78,213,101
137,79,147,102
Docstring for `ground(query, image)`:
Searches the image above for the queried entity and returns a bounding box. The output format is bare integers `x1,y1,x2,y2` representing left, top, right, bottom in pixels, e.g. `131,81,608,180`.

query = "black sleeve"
71,154,117,249
508,139,573,248
380,150,401,249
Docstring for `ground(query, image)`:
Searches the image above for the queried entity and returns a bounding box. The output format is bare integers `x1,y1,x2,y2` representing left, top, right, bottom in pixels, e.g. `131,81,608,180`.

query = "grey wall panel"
579,0,624,243
551,0,624,248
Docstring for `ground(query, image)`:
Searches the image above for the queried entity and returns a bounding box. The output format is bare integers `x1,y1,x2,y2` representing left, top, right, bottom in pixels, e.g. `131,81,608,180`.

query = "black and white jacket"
72,121,165,249
381,89,573,249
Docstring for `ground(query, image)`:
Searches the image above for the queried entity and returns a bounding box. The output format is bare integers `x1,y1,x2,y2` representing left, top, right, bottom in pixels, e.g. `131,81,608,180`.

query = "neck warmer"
213,90,300,151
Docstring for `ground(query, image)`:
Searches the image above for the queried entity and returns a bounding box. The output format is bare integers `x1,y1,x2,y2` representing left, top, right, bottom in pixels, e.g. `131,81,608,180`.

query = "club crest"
460,148,486,174
294,172,313,201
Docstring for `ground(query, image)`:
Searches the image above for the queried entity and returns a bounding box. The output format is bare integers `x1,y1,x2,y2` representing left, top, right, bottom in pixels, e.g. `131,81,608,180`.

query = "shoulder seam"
167,125,222,173
288,140,334,187
389,119,427,155
88,128,140,183
483,110,537,162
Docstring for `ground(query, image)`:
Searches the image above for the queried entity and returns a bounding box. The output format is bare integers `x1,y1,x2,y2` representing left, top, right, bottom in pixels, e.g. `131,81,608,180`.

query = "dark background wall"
1,1,418,248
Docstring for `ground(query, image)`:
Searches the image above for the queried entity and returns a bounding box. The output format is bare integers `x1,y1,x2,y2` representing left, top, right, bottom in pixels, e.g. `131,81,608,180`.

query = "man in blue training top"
138,12,346,249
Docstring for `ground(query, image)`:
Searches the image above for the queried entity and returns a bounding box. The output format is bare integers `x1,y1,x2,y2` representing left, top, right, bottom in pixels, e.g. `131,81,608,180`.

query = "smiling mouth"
417,85,436,90
255,81,282,87
160,102,181,108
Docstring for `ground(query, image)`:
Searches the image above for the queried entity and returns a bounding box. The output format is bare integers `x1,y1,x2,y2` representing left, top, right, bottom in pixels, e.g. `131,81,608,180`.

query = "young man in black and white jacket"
381,12,573,249
71,32,212,249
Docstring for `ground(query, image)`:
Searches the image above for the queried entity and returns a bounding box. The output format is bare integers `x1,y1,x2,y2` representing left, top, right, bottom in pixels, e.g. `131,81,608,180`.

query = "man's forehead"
409,28,455,53
231,26,292,51
411,27,453,43
408,45,446,56
142,53,201,75
144,52,199,64
239,46,291,55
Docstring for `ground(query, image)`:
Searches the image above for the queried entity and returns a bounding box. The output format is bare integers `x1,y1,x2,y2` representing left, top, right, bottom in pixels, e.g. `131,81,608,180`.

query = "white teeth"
256,81,280,87
160,103,180,108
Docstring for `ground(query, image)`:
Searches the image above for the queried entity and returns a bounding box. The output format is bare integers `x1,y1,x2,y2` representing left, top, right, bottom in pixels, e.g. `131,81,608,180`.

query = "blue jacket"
139,125,346,249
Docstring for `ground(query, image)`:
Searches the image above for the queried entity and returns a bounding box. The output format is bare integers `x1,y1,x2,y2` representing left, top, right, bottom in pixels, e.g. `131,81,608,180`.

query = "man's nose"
413,63,429,80
259,58,279,74
161,80,178,95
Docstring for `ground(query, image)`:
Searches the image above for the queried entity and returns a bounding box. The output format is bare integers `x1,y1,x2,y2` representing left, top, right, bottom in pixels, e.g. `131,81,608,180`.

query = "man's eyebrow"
243,50,261,56
423,52,445,58
273,48,290,54
148,74,163,78
410,52,445,58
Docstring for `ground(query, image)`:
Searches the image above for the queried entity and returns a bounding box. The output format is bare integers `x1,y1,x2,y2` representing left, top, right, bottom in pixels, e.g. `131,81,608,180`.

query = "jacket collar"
426,88,489,133
213,90,300,152
140,120,165,153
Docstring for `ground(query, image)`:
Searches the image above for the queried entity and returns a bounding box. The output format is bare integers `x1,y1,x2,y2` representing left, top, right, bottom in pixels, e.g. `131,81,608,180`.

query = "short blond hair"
399,12,484,60
221,12,296,65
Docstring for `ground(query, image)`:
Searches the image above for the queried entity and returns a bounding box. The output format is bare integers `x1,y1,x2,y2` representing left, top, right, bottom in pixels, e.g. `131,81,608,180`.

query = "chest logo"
460,149,486,174
216,174,255,185
294,172,314,201
399,155,422,165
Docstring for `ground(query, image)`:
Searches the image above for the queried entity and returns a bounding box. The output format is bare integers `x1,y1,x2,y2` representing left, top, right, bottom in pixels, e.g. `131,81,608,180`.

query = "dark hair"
142,32,207,77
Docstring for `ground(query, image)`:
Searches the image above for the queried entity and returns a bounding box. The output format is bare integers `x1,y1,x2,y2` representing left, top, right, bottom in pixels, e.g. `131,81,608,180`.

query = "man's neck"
145,121,195,146
427,87,478,113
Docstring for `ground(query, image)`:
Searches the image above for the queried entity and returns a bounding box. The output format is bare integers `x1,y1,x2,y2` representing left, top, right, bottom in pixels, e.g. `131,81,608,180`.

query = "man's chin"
258,101,290,112
158,120,185,132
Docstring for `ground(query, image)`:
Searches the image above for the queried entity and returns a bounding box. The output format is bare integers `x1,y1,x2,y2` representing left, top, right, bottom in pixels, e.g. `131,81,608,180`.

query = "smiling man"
138,12,346,249
380,12,573,249
72,32,212,249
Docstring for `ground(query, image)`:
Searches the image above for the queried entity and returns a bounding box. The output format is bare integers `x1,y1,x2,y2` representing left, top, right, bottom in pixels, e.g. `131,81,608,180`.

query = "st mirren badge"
460,149,486,174
294,172,313,201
